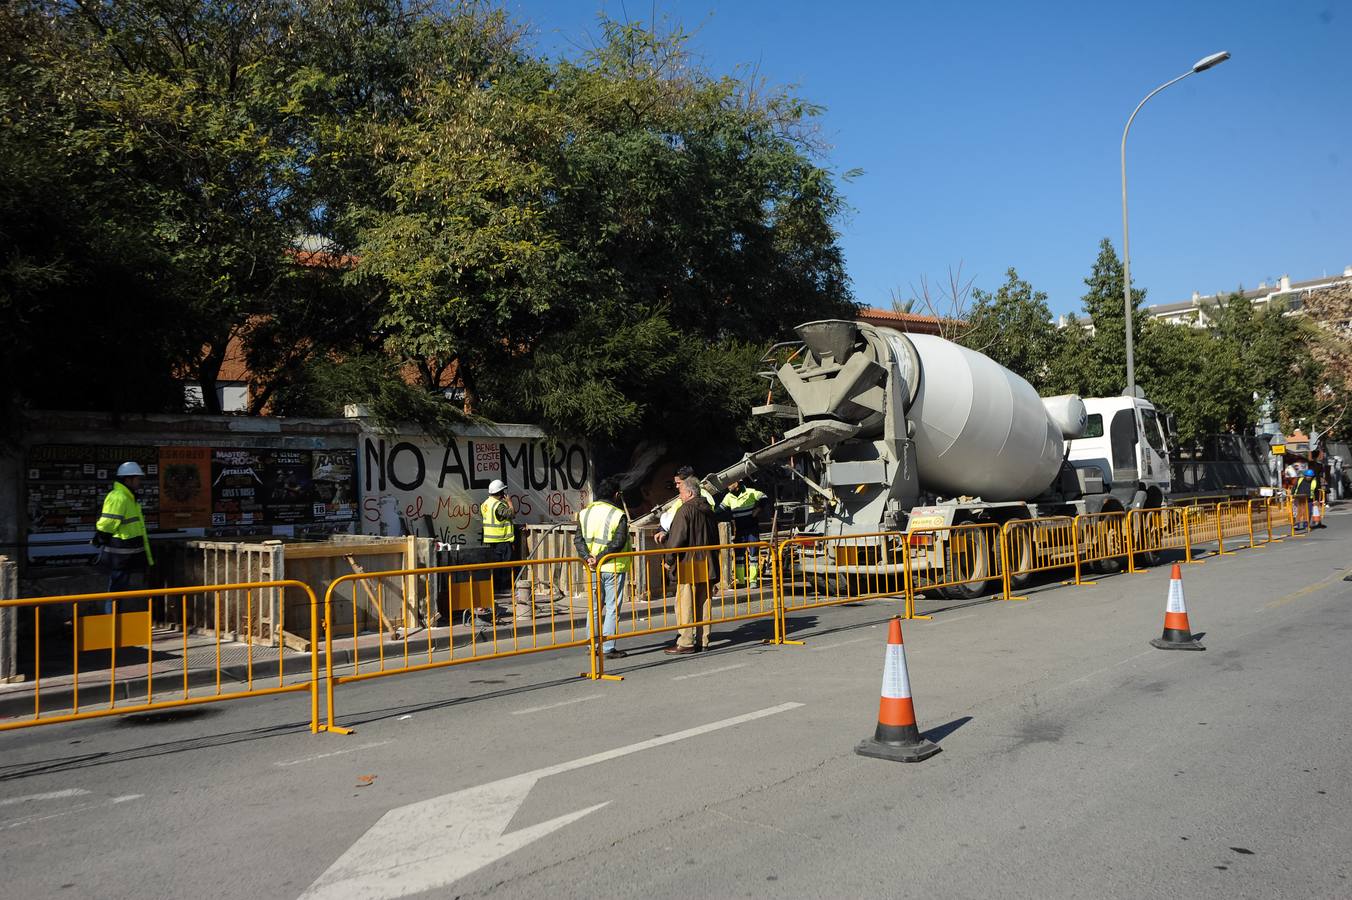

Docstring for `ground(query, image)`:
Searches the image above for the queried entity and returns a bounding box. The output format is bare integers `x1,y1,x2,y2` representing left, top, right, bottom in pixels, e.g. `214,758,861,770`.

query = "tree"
360,15,856,444
1071,238,1147,397
0,1,185,422
1136,318,1249,443
962,267,1058,392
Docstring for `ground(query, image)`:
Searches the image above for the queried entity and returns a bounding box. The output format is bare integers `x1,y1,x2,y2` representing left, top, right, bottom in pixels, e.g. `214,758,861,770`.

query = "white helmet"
488,479,507,495
116,461,146,478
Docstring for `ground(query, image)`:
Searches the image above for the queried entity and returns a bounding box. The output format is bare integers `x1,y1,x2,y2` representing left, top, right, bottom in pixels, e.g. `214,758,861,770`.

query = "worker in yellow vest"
720,479,768,587
574,477,633,660
1293,468,1317,532
480,479,516,593
93,461,154,612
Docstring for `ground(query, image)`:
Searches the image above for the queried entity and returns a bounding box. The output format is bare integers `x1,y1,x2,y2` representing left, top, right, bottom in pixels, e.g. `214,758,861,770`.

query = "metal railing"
1072,511,1132,574
320,557,594,733
593,542,777,675
1125,506,1192,570
0,580,319,733
1000,516,1077,598
1,495,1323,737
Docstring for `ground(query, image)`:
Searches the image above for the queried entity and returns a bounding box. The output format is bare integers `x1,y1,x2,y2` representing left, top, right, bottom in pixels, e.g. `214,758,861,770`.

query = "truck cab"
1067,396,1172,509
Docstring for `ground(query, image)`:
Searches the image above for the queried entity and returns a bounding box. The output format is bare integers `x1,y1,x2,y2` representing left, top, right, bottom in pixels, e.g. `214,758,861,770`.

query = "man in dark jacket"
662,476,719,654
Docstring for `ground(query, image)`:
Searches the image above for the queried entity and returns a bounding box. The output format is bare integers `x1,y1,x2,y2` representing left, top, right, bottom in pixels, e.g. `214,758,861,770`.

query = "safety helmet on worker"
1306,468,1315,477
116,461,146,478
488,479,508,495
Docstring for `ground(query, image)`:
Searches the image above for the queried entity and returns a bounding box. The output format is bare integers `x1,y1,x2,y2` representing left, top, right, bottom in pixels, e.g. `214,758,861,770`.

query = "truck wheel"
1004,516,1035,589
814,572,850,597
940,521,991,600
1131,508,1161,569
1085,507,1128,575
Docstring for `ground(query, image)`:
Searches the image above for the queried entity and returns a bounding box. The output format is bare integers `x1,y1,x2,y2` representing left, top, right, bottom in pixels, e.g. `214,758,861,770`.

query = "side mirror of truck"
1163,412,1177,437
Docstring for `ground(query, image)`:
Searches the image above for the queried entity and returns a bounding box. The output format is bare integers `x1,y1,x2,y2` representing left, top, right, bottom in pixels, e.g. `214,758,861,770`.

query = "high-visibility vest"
95,481,154,565
721,487,766,519
578,500,632,573
1295,475,1317,496
480,496,513,543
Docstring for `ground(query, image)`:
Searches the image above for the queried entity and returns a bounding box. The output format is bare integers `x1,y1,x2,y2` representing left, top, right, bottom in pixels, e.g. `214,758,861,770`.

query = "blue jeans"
590,571,627,653
95,567,147,614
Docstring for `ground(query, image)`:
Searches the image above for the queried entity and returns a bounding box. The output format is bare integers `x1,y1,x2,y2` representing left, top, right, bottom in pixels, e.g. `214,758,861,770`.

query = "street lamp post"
1120,50,1230,396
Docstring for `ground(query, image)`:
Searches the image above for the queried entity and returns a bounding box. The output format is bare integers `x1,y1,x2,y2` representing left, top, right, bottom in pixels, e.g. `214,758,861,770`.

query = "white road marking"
0,788,90,807
1063,650,1155,689
511,695,603,715
672,663,747,680
300,702,804,900
3,794,141,830
807,637,870,651
928,613,976,626
274,740,394,768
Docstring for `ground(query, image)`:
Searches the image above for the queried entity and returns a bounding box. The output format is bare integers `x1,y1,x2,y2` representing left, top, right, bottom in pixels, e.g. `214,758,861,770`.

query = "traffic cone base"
1150,564,1205,651
856,723,940,762
1150,633,1204,651
854,618,941,763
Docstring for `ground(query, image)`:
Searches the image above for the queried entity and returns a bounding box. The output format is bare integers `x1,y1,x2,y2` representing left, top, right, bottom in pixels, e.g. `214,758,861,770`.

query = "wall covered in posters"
357,430,591,547
23,443,358,564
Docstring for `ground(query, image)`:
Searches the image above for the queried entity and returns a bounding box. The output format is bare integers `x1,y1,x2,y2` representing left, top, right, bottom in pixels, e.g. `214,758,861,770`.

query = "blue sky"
503,0,1351,316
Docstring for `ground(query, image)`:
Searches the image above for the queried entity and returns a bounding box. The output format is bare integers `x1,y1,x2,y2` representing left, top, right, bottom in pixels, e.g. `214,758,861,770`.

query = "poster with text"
210,448,265,526
357,433,590,546
262,450,315,524
311,450,357,523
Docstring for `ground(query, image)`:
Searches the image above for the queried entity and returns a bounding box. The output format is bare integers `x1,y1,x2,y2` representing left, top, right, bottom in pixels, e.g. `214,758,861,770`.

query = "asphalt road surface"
2,516,1350,899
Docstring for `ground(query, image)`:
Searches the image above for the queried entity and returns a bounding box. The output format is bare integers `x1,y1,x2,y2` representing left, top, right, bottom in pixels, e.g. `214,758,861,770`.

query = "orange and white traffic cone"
855,617,940,762
1150,564,1205,651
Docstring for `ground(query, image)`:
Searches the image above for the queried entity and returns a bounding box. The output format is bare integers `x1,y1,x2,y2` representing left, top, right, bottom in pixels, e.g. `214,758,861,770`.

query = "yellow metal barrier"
0,580,319,733
321,557,594,734
1000,516,1077,598
776,531,911,628
591,542,776,674
905,522,1006,615
1183,504,1218,555
1072,510,1131,574
1125,507,1192,572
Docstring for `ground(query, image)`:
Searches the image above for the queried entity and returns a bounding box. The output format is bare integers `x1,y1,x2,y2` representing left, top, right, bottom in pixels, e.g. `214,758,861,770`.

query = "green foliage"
1137,318,1249,444
3,2,854,455
351,12,855,442
962,268,1059,392
1067,238,1147,397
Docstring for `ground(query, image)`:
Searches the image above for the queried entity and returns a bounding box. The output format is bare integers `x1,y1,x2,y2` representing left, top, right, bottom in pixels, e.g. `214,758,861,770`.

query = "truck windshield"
1140,409,1165,451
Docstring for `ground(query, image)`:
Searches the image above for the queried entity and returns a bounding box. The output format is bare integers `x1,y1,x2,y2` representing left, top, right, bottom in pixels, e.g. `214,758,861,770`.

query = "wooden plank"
279,629,311,653
283,542,409,561
345,555,399,635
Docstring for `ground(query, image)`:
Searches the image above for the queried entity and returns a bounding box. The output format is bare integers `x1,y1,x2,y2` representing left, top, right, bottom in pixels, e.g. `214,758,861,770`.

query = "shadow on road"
922,715,973,744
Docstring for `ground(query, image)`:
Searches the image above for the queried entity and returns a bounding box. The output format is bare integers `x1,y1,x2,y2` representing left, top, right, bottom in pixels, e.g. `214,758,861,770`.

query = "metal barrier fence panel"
1184,505,1219,549
1124,507,1190,571
1072,511,1131,571
322,557,594,731
905,523,1007,614
1001,516,1077,597
1216,500,1253,546
0,580,319,733
776,532,911,623
594,542,776,672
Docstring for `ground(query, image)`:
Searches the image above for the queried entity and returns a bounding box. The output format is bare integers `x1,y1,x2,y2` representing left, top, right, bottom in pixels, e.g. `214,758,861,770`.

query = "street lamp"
1120,50,1230,396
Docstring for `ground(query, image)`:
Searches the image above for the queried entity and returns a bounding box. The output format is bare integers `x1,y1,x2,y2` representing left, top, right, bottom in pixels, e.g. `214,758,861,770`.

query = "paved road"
2,518,1350,899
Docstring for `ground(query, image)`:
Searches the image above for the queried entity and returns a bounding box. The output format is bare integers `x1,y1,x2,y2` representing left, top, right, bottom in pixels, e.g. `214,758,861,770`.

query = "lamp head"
1192,51,1230,73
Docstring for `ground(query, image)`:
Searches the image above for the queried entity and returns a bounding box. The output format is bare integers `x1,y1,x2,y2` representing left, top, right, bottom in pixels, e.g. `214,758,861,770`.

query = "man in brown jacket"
661,476,719,654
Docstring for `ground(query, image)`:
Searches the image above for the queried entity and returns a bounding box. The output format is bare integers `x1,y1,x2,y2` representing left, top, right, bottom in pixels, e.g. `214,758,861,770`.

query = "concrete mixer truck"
649,318,1172,599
